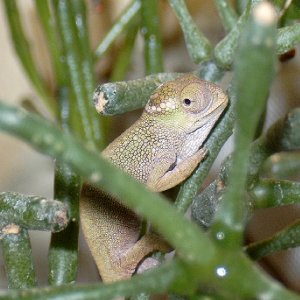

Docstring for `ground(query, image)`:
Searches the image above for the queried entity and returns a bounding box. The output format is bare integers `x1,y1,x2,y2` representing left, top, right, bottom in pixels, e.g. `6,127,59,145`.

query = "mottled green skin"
81,74,228,282
103,117,181,185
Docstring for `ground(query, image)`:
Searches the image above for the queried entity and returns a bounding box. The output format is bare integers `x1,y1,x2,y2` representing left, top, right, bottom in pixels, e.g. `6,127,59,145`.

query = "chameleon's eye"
183,98,191,106
181,82,211,113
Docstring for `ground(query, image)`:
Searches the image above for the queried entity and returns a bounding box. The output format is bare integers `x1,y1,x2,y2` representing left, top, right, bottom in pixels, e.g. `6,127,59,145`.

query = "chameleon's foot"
120,232,171,274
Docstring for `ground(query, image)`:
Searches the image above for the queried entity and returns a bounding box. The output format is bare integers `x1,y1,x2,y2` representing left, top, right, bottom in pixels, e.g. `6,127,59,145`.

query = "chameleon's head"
145,74,228,132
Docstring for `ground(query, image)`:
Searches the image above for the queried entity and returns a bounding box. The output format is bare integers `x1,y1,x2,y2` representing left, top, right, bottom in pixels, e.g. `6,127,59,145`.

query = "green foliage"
1,0,300,299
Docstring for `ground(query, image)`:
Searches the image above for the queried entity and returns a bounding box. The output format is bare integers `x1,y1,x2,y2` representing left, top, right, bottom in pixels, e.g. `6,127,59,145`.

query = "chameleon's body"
80,74,228,282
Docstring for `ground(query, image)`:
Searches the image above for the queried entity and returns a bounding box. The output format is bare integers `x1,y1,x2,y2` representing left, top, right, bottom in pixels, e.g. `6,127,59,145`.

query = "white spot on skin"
151,106,157,111
160,103,166,109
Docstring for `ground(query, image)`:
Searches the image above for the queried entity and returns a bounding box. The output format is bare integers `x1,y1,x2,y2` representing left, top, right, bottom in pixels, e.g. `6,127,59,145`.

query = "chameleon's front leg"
80,184,169,282
147,148,207,192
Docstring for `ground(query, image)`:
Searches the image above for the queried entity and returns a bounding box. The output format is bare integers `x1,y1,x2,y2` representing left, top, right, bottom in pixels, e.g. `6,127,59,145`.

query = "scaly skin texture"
80,74,228,282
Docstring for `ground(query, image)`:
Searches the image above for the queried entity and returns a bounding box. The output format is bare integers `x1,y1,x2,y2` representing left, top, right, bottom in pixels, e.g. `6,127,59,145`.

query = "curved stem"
94,0,141,60
168,0,212,64
250,179,300,209
214,0,238,33
246,219,300,260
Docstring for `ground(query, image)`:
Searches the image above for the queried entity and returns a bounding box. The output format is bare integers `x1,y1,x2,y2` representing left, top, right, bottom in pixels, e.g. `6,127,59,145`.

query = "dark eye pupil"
184,98,191,105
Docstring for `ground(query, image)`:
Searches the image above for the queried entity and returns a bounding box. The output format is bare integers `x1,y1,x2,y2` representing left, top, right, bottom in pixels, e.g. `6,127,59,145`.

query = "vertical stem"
53,0,101,148
211,2,277,248
110,22,139,81
35,0,65,85
3,0,57,116
141,0,164,74
71,0,105,148
0,225,37,289
48,163,80,285
48,89,81,285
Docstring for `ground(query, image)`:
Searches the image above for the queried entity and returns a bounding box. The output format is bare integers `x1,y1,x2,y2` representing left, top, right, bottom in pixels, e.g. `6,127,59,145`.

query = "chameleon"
80,74,228,282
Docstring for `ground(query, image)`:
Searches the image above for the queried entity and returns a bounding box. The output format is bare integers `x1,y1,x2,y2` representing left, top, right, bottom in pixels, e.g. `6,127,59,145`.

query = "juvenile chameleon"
80,74,228,282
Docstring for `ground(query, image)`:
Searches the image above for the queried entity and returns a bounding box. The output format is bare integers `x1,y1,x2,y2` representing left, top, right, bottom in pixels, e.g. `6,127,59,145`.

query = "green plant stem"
211,2,277,248
0,191,69,288
36,4,85,282
94,73,183,115
48,163,81,285
276,23,300,54
34,0,65,85
110,22,139,82
0,253,298,299
37,2,87,280
72,0,105,148
141,0,164,74
94,0,141,60
0,192,69,231
0,260,192,299
53,0,101,148
214,1,251,69
215,4,300,68
0,100,216,266
250,179,300,209
214,0,238,33
71,1,98,105
196,60,225,82
168,0,212,64
3,0,57,116
236,0,249,14
48,88,81,284
191,108,300,228
246,219,300,260
0,227,37,289
261,151,300,179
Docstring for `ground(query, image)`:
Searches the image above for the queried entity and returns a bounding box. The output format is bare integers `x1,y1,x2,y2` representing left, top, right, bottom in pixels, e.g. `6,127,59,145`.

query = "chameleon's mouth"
187,123,204,135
